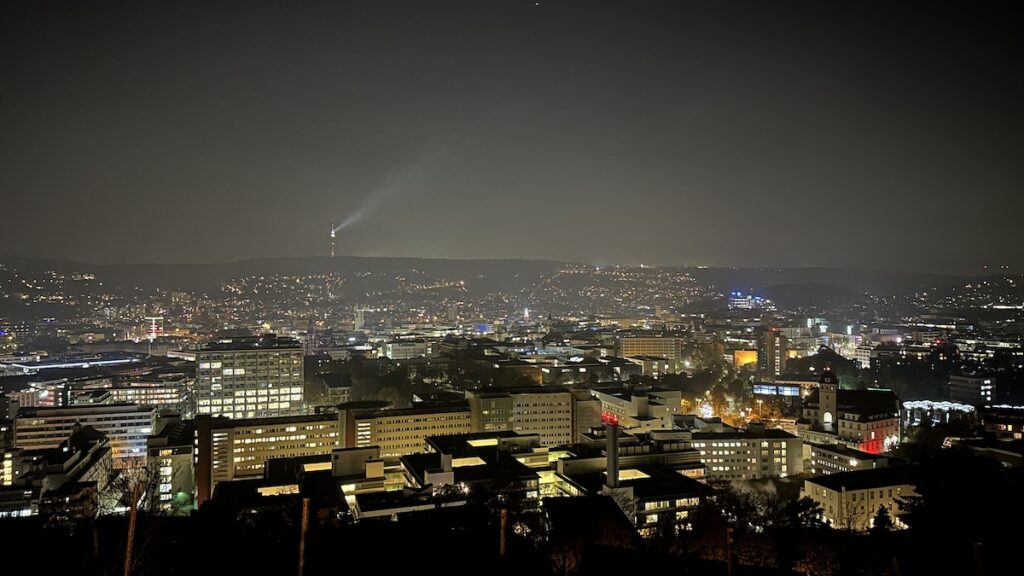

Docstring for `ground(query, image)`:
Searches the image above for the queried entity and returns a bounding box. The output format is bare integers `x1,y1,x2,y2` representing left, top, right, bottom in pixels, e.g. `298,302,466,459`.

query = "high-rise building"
195,335,304,420
756,328,788,379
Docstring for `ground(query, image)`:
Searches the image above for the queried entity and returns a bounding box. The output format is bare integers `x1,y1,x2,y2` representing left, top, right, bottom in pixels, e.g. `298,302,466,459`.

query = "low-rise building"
948,372,996,406
809,443,891,475
802,466,918,531
382,339,432,360
0,425,113,519
979,405,1024,440
591,386,680,432
625,355,673,378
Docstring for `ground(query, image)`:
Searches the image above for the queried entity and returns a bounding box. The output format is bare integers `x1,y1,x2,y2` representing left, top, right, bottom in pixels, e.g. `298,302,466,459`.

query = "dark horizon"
2,1,1022,274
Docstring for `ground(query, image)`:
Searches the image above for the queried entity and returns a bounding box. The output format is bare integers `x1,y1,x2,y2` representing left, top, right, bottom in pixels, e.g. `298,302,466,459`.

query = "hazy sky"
2,1,1022,273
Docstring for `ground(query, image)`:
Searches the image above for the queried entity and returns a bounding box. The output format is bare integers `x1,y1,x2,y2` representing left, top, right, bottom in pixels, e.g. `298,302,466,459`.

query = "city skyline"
2,1,1023,273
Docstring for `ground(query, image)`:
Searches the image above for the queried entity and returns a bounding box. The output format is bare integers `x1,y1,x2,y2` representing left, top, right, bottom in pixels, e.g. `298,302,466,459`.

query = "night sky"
2,1,1022,273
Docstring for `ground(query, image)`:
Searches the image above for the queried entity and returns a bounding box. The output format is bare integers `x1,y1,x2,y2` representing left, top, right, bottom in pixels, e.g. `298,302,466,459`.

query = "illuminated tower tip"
330,221,336,258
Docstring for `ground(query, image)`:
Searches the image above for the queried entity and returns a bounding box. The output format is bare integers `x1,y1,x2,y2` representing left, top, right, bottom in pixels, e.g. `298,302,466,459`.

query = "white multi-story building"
690,426,803,481
339,402,473,457
855,344,875,369
382,340,431,360
195,335,304,420
802,467,917,531
466,387,575,446
808,443,891,475
14,403,156,467
590,387,681,432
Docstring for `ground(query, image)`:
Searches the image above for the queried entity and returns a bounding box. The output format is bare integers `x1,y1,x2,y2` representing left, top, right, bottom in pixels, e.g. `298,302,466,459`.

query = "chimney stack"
606,421,620,488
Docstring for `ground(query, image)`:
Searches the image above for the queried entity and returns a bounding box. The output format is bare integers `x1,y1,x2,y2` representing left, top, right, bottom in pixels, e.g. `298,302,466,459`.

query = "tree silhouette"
870,505,893,533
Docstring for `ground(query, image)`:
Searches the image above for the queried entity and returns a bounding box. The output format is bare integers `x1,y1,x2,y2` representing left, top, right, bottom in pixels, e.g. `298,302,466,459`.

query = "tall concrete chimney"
606,421,620,488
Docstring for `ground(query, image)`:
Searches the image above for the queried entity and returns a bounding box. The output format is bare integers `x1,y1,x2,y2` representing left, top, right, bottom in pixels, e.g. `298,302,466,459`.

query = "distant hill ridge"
1,256,973,295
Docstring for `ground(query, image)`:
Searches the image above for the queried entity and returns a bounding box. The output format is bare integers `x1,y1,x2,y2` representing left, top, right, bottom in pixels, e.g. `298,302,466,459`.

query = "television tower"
330,220,336,258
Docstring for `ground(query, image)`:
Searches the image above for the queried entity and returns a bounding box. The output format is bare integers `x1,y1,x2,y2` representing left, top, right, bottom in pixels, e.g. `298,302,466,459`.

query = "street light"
757,399,764,419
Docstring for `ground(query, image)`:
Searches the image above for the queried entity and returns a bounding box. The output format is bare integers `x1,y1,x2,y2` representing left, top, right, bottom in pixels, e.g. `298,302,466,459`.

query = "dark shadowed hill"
685,267,969,298
758,283,865,309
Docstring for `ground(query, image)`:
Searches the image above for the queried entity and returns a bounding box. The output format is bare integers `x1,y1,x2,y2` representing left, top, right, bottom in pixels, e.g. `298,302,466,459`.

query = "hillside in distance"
1,256,567,293
1,257,974,308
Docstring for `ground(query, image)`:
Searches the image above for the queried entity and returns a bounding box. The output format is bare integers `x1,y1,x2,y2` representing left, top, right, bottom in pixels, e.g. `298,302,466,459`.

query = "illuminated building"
948,372,995,406
324,381,352,406
539,356,639,385
797,369,900,454
146,418,195,513
728,292,776,311
145,316,164,341
809,443,891,475
0,353,140,375
802,466,918,531
400,432,542,506
382,339,431,360
557,427,705,480
756,328,788,379
14,404,155,467
617,336,685,368
690,424,802,480
902,400,975,429
625,355,672,378
466,386,574,446
1,451,12,486
68,373,193,415
194,412,341,505
752,381,802,408
591,424,712,537
979,405,1024,440
590,386,680,432
855,344,875,369
195,334,304,420
0,426,113,519
337,401,472,457
732,349,758,369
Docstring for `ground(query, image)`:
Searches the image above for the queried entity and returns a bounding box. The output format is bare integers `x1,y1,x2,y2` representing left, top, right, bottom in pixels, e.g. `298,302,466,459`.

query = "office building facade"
195,335,304,420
